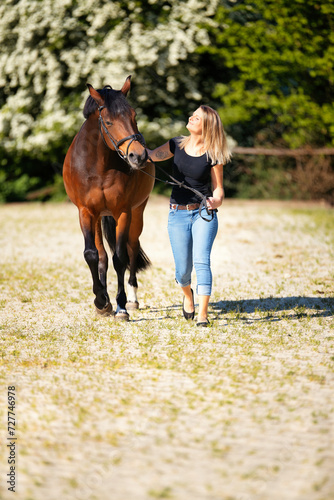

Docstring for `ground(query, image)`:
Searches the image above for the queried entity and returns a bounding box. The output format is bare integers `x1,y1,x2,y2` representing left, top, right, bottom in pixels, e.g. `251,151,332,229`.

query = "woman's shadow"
211,296,334,323
132,295,333,323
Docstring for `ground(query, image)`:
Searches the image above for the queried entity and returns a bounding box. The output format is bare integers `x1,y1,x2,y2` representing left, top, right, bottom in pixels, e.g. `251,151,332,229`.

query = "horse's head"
85,76,148,170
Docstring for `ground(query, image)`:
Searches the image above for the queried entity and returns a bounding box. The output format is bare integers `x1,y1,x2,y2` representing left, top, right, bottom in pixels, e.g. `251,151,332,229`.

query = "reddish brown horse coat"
63,76,154,319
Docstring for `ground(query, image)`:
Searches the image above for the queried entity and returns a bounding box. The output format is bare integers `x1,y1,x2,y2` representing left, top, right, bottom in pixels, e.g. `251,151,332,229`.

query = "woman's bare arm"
207,164,224,210
146,141,174,162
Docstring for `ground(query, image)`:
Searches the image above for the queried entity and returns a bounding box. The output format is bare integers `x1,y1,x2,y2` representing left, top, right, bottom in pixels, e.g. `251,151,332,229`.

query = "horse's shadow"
136,296,333,323
211,296,334,323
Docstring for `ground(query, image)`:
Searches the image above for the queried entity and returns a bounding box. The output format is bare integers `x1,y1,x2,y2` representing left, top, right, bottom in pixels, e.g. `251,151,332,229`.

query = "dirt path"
0,196,333,500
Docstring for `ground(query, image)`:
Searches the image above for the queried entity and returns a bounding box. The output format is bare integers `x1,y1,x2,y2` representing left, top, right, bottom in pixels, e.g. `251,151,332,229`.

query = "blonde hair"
179,105,232,165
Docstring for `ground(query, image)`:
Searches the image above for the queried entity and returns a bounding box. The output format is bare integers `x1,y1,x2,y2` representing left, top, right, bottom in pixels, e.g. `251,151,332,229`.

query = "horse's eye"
106,121,112,126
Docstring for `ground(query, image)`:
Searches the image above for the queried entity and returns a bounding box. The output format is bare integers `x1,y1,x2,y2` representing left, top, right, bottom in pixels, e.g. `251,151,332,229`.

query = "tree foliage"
202,0,334,148
0,0,219,158
0,0,333,201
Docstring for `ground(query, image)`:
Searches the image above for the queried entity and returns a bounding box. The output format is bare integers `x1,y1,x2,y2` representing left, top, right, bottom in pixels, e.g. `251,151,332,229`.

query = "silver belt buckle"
186,204,190,211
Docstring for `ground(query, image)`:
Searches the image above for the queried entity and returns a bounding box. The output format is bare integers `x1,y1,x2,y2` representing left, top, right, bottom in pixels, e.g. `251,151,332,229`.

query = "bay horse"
63,76,155,320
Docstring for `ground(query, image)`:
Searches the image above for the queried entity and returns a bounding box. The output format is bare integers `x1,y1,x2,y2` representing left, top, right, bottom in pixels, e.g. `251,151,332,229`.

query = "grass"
0,198,333,500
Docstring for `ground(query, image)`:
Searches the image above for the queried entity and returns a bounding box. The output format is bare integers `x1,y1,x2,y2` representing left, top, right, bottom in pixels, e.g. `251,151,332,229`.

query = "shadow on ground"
135,296,334,323
211,296,334,322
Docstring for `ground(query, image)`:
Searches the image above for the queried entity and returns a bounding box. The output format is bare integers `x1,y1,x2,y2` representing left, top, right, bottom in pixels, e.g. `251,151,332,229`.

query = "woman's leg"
181,284,195,314
167,208,193,289
192,209,218,322
197,295,210,321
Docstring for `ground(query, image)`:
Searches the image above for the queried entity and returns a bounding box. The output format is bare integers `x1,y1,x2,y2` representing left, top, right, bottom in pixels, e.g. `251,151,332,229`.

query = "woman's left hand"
206,197,220,210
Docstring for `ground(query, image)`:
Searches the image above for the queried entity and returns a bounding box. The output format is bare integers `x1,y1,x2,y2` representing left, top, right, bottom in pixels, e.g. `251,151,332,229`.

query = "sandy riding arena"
0,196,333,500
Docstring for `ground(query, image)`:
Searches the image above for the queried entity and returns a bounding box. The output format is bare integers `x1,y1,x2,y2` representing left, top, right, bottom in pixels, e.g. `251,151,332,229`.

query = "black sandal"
183,289,195,320
196,318,210,327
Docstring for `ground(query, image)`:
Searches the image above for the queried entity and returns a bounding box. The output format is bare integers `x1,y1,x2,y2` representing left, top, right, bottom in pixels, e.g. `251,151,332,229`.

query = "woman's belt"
170,203,200,210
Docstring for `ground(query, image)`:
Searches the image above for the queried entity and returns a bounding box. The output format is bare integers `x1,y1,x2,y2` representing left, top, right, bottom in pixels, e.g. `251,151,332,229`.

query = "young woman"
147,105,231,326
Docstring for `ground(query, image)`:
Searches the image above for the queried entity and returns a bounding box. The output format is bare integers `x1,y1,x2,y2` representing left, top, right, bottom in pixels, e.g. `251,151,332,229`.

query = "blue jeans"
167,207,218,296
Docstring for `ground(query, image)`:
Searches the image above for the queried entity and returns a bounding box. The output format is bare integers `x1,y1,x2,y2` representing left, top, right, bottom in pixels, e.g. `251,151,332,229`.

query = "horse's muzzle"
128,148,148,170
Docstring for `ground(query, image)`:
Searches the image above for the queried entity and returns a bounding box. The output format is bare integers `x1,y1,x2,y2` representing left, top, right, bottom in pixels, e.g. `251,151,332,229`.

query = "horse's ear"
87,84,104,107
121,76,131,96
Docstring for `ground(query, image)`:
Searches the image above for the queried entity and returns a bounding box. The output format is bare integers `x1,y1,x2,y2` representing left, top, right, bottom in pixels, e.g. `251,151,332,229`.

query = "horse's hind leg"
126,240,140,310
126,200,149,310
79,208,112,316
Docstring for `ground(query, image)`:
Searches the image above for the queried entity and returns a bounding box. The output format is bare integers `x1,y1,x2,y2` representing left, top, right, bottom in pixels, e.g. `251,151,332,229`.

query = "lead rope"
142,157,214,222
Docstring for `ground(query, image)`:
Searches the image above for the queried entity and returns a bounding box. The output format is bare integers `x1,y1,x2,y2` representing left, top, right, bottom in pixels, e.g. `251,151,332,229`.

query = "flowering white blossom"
0,0,222,156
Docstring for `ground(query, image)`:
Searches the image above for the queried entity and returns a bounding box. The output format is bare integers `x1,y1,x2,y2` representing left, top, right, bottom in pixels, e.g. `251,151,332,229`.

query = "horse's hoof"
95,302,113,317
114,305,130,321
126,301,139,310
115,311,130,321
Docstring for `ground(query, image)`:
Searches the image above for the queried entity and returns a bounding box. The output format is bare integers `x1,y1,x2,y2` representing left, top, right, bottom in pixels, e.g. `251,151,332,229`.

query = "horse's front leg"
79,208,112,316
113,212,131,321
94,217,113,316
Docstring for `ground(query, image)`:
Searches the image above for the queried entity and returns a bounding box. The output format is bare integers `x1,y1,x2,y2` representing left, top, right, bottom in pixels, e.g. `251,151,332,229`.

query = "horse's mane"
83,85,131,119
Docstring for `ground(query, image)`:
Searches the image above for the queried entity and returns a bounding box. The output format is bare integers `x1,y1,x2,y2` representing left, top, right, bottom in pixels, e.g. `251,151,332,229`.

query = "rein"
143,157,215,222
98,105,146,163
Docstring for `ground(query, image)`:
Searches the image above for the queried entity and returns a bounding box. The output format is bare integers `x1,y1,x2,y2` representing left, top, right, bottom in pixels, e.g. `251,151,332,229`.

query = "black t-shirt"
169,137,216,205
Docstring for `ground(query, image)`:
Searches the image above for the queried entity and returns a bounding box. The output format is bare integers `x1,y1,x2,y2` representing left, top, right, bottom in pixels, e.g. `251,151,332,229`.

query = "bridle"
98,105,146,164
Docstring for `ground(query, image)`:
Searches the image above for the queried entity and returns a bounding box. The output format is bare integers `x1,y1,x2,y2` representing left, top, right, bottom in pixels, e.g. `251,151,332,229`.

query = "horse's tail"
101,216,117,255
101,216,151,271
